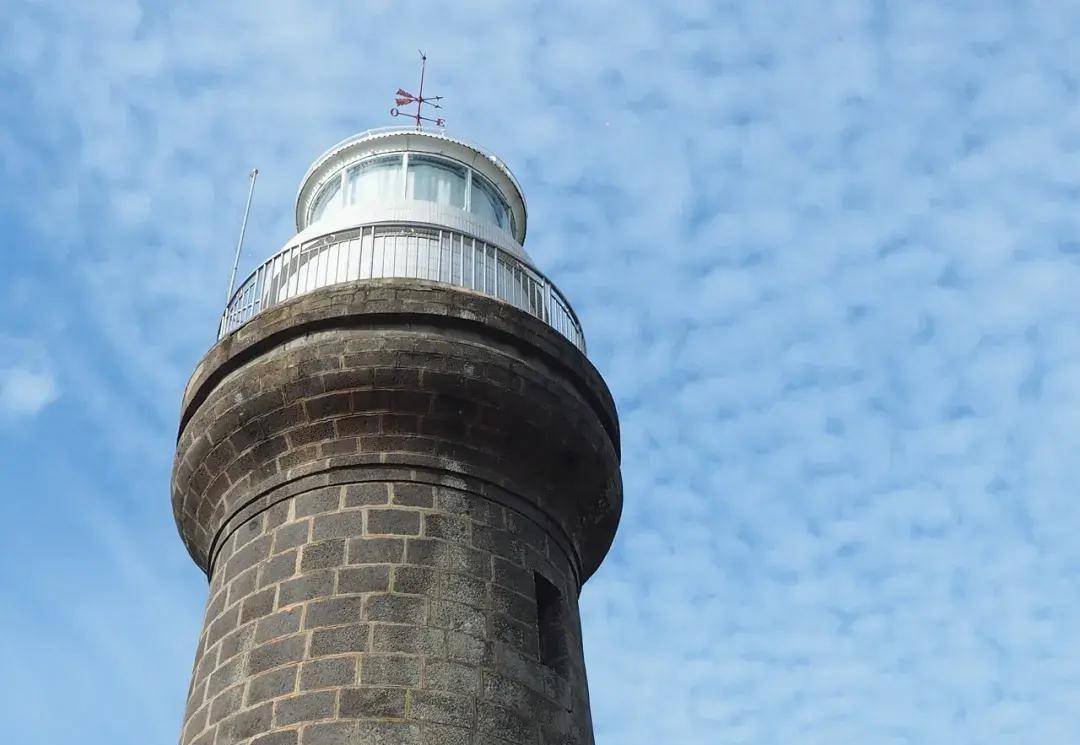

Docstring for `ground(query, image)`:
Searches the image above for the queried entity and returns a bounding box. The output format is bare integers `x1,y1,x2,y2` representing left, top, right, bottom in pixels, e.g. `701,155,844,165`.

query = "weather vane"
391,51,444,130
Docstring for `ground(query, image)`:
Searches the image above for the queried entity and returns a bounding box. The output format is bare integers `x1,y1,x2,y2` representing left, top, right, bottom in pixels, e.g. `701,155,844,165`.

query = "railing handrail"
219,222,586,354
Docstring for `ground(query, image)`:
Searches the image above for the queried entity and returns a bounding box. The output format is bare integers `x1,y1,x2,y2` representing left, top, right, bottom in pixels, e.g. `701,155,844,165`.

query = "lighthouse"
171,124,622,745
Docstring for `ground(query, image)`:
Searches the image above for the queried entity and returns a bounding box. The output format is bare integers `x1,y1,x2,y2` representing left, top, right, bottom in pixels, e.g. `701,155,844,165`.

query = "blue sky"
4,1,1080,743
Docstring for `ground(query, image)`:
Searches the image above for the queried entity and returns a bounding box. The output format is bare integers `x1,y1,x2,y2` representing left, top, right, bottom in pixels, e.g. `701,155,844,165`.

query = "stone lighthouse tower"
171,127,622,745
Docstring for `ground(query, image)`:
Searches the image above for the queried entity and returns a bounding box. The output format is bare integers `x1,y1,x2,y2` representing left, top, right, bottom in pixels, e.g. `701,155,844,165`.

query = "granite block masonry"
171,280,623,745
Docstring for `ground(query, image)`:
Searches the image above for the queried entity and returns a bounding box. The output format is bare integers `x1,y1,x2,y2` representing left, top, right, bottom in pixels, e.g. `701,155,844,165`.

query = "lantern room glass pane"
310,176,342,224
345,154,404,207
469,173,511,231
406,156,466,208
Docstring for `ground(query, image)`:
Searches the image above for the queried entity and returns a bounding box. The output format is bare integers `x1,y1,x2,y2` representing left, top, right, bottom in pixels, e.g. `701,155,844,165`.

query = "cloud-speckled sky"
5,1,1080,743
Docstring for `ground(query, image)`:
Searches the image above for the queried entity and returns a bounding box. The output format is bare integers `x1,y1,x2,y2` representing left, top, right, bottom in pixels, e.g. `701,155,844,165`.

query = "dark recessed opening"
535,572,570,677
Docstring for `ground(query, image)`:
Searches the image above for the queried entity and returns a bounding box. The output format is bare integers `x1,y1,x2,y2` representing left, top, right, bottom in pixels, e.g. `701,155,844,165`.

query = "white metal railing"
219,224,586,352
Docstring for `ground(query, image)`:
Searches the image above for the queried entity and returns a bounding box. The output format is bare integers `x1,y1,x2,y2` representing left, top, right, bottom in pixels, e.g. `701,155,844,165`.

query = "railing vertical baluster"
377,230,384,278
274,251,283,308
294,245,300,296
282,248,288,300
291,245,299,300
336,238,344,285
260,262,268,312
367,227,375,279
297,245,303,298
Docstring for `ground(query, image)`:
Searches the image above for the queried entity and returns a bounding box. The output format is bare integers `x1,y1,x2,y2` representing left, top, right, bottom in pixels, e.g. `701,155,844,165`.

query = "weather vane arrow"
390,51,445,130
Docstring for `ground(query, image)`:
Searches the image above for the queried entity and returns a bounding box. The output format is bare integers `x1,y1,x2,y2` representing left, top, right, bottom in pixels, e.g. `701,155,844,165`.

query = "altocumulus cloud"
4,1,1080,744
0,367,58,417
0,338,58,419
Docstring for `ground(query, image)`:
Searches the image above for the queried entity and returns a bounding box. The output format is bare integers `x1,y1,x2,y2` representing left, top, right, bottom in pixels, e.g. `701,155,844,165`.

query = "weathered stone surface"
173,281,618,745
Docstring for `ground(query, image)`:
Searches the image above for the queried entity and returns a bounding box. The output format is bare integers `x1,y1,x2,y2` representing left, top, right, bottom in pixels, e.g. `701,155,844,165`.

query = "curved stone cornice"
173,280,622,585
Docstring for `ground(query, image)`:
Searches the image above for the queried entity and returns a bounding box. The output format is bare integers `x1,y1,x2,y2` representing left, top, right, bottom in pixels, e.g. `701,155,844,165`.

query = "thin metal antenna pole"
226,168,259,303
416,51,426,130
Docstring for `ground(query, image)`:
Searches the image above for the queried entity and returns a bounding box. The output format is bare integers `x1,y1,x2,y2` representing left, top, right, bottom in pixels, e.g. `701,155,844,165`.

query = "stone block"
359,655,420,687
300,539,345,572
300,657,356,691
430,600,486,638
294,488,340,518
369,624,422,654
274,690,337,726
343,482,389,507
300,720,420,745
392,565,437,595
246,665,299,705
309,624,369,656
423,513,470,542
273,523,311,554
288,422,335,447
390,482,434,507
252,730,298,745
303,596,364,629
312,510,365,540
441,571,488,608
338,565,390,594
491,558,533,596
209,684,243,725
476,701,532,744
207,656,244,699
255,608,303,644
410,690,475,728
217,702,273,743
304,392,351,421
364,593,426,624
220,623,256,662
241,587,277,624
248,635,306,676
259,550,299,588
367,509,421,536
278,571,335,607
339,686,407,719
420,723,472,745
347,537,405,565
490,585,536,625
424,660,480,695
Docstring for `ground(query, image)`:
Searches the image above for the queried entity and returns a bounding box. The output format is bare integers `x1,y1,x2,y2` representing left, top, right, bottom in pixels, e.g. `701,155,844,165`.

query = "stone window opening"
535,572,570,677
